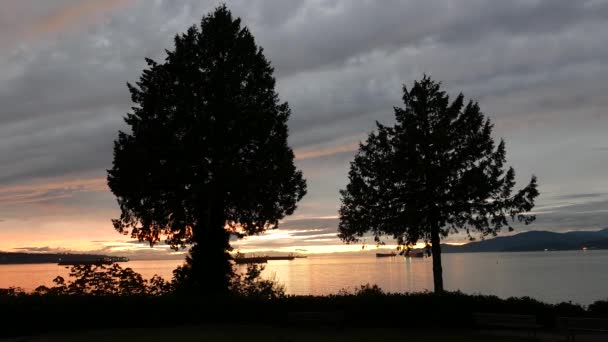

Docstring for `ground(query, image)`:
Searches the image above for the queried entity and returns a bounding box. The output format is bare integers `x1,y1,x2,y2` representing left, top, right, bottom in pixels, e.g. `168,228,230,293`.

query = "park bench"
473,312,541,336
287,311,345,327
557,317,608,341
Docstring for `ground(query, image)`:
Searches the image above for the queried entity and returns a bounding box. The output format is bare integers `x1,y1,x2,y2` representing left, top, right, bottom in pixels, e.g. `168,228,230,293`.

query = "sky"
1,0,607,258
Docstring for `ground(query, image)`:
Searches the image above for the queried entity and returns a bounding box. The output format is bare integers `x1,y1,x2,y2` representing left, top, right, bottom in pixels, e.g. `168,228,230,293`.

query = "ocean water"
1,250,607,305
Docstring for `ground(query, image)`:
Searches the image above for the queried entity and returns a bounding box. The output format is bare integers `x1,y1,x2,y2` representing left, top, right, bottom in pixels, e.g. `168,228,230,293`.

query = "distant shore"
0,252,128,265
3,246,608,265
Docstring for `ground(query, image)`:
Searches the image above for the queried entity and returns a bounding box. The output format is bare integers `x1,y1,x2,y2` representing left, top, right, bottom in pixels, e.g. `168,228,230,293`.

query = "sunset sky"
1,0,607,258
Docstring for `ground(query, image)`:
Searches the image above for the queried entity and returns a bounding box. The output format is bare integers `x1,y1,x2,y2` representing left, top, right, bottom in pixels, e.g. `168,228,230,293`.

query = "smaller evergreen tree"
339,76,539,292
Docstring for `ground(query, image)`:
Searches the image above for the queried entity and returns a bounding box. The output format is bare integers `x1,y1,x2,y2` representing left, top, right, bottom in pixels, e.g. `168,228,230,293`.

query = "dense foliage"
229,264,286,300
339,76,539,292
107,5,306,293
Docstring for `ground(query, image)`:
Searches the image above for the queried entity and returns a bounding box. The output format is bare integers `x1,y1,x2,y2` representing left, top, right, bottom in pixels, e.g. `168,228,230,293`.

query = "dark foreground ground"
4,325,608,342
0,325,550,342
2,291,607,341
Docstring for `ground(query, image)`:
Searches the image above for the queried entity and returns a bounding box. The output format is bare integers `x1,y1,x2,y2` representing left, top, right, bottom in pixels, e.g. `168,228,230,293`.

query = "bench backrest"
288,311,345,322
473,312,537,325
557,317,608,330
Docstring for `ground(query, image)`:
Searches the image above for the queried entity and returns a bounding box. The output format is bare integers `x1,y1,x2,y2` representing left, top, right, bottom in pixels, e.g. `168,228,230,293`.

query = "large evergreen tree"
108,6,306,294
339,76,539,292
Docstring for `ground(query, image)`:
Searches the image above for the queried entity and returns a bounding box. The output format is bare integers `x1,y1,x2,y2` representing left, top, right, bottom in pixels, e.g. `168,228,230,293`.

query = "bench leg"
526,328,536,338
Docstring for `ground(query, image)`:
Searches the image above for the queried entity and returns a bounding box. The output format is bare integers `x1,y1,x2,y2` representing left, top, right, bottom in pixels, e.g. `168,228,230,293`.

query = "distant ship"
266,255,296,261
233,256,268,264
376,252,397,257
232,253,301,264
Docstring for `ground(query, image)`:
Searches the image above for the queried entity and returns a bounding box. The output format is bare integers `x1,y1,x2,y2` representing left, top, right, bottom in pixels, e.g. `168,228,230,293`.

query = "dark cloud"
555,193,607,201
289,230,335,238
280,218,339,232
240,1,608,77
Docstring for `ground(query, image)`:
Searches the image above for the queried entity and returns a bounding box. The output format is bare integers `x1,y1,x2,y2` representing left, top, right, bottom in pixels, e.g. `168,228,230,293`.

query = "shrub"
589,299,608,316
33,263,172,296
337,283,385,296
0,287,25,297
230,264,286,300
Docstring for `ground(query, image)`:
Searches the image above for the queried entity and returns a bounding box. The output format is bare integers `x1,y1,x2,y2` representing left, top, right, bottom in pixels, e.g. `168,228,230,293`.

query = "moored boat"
404,251,426,258
266,255,296,261
376,252,397,257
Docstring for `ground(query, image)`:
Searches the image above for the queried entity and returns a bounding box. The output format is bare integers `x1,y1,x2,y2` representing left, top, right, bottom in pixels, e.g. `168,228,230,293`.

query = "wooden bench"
473,312,541,336
287,311,345,327
557,317,608,341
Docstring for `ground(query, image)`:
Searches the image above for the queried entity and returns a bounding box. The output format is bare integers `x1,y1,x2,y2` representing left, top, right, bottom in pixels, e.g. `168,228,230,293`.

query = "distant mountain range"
442,228,608,253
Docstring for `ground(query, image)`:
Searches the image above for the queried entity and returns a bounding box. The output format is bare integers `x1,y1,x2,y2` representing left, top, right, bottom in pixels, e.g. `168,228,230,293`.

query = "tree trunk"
430,222,444,293
183,192,233,295
187,224,232,294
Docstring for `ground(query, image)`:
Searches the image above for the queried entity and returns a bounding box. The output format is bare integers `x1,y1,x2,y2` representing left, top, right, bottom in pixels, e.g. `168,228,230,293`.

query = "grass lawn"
14,325,538,342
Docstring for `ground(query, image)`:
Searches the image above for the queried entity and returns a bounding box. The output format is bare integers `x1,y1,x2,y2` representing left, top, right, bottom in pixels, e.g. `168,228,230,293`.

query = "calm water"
1,251,607,305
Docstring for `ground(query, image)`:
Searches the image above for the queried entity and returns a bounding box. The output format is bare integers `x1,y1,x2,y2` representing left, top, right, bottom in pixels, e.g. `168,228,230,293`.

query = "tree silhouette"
339,76,539,292
108,5,306,294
